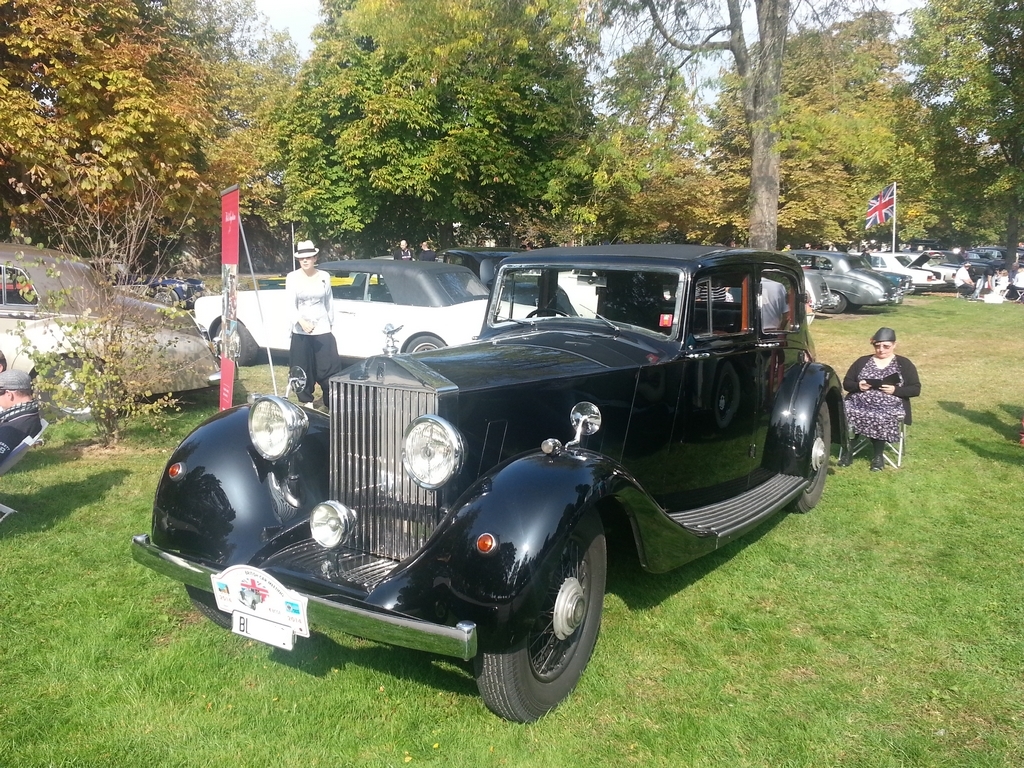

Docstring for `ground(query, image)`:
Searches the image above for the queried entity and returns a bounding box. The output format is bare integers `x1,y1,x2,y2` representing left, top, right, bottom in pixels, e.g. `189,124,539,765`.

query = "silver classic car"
0,244,220,398
792,250,903,313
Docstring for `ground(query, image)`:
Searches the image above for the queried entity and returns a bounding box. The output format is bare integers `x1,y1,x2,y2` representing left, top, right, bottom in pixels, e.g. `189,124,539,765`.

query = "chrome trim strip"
131,534,478,660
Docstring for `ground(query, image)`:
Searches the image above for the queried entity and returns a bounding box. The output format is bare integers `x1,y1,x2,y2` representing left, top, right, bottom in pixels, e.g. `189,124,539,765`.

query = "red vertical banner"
219,185,240,411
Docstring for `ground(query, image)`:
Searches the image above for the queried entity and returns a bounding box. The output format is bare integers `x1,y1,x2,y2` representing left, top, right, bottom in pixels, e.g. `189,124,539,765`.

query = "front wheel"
791,402,830,513
152,286,178,306
474,511,606,722
403,333,446,354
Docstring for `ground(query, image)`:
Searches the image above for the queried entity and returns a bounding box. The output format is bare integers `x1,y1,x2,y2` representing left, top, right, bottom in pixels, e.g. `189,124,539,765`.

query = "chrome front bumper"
131,534,478,660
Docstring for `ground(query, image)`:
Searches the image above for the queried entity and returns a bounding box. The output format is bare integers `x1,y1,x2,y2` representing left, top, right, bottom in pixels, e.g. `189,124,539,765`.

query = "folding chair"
849,418,906,469
0,418,48,524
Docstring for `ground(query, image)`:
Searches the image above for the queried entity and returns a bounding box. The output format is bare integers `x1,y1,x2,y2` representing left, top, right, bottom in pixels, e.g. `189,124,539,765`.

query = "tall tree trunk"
740,0,789,250
1006,202,1020,265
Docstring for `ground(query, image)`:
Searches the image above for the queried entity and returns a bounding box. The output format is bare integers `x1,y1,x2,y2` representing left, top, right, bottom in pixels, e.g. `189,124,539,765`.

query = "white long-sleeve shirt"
285,268,334,335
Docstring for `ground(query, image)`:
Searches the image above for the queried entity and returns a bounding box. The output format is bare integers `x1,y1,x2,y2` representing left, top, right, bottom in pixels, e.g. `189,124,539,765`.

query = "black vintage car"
132,245,847,722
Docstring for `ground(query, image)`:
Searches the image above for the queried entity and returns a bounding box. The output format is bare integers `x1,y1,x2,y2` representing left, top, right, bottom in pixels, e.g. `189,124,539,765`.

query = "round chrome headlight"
248,396,308,461
402,414,464,489
310,501,356,548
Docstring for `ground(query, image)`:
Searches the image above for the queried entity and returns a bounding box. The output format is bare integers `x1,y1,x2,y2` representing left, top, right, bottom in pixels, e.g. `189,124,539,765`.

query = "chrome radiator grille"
330,379,440,560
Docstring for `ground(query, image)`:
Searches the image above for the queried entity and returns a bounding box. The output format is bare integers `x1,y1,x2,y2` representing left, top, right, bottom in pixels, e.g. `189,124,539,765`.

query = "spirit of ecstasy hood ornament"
383,324,404,356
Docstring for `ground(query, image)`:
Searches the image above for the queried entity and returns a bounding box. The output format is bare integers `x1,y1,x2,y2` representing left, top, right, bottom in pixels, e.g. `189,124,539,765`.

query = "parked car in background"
793,250,903,313
440,247,523,290
967,245,1023,265
0,245,220,399
904,251,958,285
866,252,947,290
132,243,847,722
109,263,206,309
804,270,839,321
193,260,490,365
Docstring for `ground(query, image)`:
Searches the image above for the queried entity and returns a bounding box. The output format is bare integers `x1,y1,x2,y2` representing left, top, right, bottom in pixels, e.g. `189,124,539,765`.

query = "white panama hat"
295,240,319,258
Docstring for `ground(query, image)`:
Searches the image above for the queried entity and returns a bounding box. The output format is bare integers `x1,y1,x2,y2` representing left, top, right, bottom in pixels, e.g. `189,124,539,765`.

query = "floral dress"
845,357,905,442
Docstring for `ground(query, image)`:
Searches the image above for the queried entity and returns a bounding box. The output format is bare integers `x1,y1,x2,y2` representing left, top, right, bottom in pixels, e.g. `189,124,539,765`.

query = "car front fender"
366,448,637,653
150,405,330,565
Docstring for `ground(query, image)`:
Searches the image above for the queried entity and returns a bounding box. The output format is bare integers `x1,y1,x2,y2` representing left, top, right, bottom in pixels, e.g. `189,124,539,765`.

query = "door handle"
685,351,711,359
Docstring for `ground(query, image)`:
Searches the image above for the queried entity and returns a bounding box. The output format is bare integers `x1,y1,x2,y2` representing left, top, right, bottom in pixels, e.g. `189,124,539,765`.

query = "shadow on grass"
266,629,477,697
604,510,789,611
0,464,130,537
938,400,1023,438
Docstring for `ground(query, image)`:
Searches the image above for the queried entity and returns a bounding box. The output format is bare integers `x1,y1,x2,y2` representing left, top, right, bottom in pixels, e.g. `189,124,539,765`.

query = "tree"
548,40,723,245
604,0,792,249
277,0,595,252
0,0,212,241
708,12,937,248
908,0,1024,259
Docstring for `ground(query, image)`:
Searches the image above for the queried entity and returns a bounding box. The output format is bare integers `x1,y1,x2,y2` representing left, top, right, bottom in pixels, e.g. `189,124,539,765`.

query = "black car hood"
340,327,668,393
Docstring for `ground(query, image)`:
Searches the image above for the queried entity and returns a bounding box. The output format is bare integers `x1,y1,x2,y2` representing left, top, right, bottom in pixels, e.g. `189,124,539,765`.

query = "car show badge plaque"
210,565,310,651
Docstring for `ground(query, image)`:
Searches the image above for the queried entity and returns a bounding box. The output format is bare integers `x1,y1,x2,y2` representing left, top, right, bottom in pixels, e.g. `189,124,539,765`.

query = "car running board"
668,474,808,541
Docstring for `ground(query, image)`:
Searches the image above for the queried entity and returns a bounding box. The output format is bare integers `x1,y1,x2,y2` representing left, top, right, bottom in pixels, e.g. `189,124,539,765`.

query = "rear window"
434,271,489,304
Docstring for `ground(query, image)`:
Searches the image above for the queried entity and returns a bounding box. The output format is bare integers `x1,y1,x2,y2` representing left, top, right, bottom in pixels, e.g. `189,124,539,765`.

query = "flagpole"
891,182,897,253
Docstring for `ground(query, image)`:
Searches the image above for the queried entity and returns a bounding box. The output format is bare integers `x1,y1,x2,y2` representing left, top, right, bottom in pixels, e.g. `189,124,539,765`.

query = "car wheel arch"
762,363,846,477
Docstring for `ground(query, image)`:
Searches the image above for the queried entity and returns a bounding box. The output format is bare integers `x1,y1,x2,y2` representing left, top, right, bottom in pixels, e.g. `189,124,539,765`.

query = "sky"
255,0,925,61
254,0,321,58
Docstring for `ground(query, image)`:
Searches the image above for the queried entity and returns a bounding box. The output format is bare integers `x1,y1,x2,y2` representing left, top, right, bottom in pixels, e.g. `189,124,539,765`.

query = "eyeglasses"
872,342,893,349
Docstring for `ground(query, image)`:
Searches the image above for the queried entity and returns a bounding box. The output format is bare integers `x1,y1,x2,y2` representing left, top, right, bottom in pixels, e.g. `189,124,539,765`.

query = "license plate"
210,565,310,652
232,611,295,651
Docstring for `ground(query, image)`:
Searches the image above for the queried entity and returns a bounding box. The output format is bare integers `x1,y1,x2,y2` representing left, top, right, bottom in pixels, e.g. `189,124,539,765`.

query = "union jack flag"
865,183,896,229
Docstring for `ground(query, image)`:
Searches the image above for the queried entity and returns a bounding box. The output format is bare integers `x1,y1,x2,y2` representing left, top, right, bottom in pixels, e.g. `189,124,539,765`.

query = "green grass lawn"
1,294,1022,767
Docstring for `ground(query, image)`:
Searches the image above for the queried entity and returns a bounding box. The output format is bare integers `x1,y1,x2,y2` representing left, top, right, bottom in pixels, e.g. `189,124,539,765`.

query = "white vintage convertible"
193,260,491,365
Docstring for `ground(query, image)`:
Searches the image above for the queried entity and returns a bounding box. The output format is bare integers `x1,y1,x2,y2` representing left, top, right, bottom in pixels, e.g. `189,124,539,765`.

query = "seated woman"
838,327,921,471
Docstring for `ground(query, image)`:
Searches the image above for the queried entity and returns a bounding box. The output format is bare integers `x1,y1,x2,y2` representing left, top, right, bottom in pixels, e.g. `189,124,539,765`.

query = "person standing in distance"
418,241,436,262
286,241,340,408
393,240,414,260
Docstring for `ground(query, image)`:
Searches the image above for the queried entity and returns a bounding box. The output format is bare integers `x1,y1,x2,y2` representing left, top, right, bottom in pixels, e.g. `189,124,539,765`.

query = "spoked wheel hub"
552,577,585,641
810,435,827,471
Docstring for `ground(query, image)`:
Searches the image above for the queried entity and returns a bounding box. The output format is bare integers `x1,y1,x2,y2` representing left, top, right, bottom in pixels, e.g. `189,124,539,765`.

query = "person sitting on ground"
838,327,921,472
0,370,43,470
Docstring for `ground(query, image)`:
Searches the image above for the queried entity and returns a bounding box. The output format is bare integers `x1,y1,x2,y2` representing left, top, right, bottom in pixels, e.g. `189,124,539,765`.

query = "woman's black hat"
872,327,897,343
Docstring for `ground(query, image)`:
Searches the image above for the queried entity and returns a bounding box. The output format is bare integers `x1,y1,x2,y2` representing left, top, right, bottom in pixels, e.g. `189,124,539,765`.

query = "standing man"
393,240,414,260
419,242,436,262
972,261,995,299
0,370,42,470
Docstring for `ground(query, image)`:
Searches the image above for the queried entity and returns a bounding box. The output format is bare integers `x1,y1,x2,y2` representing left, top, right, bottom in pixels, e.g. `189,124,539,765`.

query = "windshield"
847,255,872,270
896,256,913,267
490,265,681,337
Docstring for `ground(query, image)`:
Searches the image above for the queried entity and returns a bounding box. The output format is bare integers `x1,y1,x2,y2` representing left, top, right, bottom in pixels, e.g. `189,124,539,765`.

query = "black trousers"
289,332,341,406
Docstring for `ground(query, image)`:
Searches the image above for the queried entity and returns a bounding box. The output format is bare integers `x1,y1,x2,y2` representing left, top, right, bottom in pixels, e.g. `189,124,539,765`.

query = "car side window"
759,271,797,332
367,274,393,303
331,272,368,301
691,272,750,337
3,267,36,306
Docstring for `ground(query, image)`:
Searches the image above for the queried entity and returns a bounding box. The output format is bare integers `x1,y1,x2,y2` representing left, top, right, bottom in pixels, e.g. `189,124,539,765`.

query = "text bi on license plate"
210,565,310,651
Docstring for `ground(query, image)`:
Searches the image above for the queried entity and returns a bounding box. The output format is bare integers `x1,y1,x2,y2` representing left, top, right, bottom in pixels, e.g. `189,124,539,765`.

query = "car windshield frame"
488,263,683,339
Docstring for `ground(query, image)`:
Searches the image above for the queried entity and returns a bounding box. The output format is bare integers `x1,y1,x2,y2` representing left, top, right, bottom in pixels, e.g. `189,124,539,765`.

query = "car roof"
498,244,799,272
440,247,524,256
317,259,486,307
